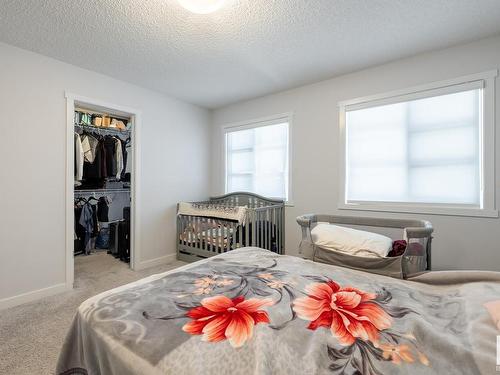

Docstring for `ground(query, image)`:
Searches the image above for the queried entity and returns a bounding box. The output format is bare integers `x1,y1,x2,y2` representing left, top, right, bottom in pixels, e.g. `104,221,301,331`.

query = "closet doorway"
65,93,141,289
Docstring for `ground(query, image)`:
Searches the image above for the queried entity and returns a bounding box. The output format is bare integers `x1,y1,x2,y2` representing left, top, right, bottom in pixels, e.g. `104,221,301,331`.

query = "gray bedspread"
56,247,500,375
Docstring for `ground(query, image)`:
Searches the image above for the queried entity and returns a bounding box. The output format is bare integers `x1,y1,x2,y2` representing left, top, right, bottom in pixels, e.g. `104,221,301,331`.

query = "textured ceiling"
1,0,500,108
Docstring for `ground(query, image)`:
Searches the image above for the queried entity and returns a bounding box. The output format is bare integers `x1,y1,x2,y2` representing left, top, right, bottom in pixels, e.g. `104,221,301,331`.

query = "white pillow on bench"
311,223,392,258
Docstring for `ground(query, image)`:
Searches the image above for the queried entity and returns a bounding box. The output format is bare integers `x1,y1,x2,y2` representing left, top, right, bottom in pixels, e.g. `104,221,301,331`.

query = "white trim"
220,112,293,203
338,69,498,108
221,112,292,131
135,253,177,271
65,97,75,289
344,80,484,112
0,283,71,311
481,70,497,217
338,70,498,217
338,202,498,218
130,111,142,272
65,92,142,287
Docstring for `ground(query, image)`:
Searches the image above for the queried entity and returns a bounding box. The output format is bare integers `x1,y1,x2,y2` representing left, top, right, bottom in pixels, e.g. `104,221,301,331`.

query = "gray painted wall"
0,42,211,303
211,35,500,271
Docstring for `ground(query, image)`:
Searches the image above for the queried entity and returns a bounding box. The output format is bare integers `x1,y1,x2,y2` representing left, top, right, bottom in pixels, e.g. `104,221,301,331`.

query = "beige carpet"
0,252,186,375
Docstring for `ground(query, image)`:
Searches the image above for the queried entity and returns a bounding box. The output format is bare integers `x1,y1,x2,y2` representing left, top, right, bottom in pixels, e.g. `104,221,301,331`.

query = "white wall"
211,35,500,272
0,42,210,306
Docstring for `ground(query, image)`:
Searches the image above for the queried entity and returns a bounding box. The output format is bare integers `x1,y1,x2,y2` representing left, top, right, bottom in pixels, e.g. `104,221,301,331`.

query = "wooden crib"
177,192,285,262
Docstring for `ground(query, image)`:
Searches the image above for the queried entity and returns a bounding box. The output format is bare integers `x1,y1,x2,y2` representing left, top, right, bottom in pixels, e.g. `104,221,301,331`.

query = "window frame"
222,113,293,204
338,70,498,218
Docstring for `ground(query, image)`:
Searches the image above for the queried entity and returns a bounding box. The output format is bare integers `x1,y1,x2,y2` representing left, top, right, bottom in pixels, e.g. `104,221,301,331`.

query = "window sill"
338,202,499,218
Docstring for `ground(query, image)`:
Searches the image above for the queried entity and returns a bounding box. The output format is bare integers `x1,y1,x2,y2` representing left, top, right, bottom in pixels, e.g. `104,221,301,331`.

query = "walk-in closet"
73,106,133,266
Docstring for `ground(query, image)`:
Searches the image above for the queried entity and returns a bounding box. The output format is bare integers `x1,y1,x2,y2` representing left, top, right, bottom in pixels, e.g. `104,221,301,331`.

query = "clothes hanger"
87,196,99,204
74,197,88,206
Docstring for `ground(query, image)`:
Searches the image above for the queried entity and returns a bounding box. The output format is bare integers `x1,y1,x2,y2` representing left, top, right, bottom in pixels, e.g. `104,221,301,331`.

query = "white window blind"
344,83,482,207
225,120,289,200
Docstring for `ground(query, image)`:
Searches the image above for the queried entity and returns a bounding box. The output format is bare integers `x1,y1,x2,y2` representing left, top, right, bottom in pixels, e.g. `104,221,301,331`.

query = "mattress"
179,225,234,247
57,247,500,374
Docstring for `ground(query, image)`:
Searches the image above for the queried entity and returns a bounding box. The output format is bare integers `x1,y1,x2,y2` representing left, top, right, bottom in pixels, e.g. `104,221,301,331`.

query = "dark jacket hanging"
83,139,104,179
103,136,117,177
97,197,109,222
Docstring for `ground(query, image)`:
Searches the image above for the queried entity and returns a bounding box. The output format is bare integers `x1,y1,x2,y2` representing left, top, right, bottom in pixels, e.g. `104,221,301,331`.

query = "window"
224,115,291,201
339,71,497,217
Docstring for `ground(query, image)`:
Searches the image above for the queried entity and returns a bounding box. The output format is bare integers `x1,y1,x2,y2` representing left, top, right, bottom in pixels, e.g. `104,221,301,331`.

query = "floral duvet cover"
57,247,500,375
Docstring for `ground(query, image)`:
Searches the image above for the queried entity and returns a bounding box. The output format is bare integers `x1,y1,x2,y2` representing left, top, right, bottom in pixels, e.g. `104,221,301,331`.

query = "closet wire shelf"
74,189,131,195
74,123,131,137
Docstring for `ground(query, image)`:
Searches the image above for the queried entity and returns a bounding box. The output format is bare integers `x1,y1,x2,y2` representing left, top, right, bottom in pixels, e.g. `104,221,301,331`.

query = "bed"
57,247,500,375
177,192,285,262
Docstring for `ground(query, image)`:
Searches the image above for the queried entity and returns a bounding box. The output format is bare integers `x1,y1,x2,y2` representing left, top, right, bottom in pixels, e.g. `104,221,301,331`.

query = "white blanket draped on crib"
178,202,247,225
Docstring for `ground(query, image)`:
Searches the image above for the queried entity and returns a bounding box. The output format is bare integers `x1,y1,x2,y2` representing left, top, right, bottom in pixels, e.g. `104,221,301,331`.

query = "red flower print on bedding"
182,295,274,348
293,280,392,345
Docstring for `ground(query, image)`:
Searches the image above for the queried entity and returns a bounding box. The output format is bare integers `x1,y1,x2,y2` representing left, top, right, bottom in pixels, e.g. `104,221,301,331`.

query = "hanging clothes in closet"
74,132,127,188
74,198,99,255
74,133,84,185
97,196,110,222
121,137,131,182
74,110,132,263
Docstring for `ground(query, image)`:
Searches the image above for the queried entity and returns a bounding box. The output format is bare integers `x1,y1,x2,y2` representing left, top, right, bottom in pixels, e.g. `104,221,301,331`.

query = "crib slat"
277,208,281,254
238,221,242,249
201,217,205,250
222,221,226,253
208,218,213,254
269,210,272,251
204,217,208,252
178,215,182,245
267,209,271,250
269,209,273,251
232,221,237,250
271,208,278,252
264,211,267,249
214,219,218,254
262,211,266,249
225,222,229,253
254,211,257,247
194,216,199,250
215,219,219,254
191,216,195,248
261,211,265,248
217,221,222,254
223,221,227,253
258,212,261,248
254,211,260,247
245,212,250,247
197,217,201,250
229,222,234,250
222,221,227,254
229,222,234,252
191,216,195,246
260,211,263,248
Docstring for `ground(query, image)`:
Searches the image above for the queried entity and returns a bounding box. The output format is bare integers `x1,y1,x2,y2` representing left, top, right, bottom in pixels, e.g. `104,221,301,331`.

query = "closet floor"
0,252,186,375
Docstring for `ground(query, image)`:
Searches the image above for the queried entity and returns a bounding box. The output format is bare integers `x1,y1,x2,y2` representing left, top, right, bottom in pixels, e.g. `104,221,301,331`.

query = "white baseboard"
135,253,177,271
0,282,72,311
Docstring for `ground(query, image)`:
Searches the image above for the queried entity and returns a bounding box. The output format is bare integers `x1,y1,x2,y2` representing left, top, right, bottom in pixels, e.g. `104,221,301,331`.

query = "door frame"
65,92,142,289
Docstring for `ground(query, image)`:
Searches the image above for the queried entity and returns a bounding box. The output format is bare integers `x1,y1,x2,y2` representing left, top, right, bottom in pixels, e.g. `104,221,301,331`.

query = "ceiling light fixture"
177,0,225,14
